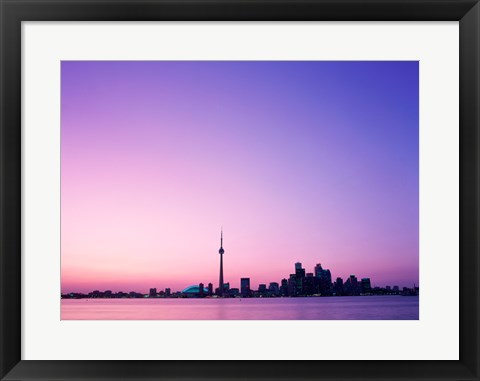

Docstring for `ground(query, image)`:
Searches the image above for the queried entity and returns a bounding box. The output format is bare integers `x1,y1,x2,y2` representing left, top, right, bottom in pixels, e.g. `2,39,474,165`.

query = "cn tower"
218,229,225,297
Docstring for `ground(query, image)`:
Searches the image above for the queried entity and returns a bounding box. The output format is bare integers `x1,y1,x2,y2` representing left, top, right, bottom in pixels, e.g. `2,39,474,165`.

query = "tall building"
315,263,333,295
314,263,323,278
295,262,306,295
304,273,315,295
344,275,359,295
350,275,358,286
258,284,267,296
323,269,332,295
218,229,225,297
207,283,213,296
268,282,280,296
288,274,297,297
280,278,288,296
149,288,157,297
361,278,372,294
241,278,251,297
334,277,344,295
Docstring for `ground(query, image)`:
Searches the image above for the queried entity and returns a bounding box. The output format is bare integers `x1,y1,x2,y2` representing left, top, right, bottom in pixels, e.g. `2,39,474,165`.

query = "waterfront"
61,295,418,320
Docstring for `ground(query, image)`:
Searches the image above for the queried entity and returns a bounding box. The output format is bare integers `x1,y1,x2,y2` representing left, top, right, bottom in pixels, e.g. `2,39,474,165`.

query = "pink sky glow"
61,61,419,293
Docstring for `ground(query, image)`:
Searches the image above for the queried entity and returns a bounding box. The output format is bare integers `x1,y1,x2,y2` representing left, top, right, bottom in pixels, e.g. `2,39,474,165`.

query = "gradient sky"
61,61,419,293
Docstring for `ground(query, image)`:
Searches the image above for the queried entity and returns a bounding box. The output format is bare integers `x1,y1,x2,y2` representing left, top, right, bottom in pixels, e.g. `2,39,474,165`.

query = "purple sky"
61,61,419,293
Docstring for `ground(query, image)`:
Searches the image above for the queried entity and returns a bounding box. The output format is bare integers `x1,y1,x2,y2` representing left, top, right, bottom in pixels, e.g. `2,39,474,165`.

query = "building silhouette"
315,263,333,295
344,275,359,295
268,282,280,296
258,284,267,296
334,277,344,295
241,278,251,297
207,282,213,296
288,274,297,296
295,262,306,295
361,278,372,294
280,278,288,296
304,273,315,295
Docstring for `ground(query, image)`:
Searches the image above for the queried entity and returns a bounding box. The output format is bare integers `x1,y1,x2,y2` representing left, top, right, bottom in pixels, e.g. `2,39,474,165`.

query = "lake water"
61,295,419,320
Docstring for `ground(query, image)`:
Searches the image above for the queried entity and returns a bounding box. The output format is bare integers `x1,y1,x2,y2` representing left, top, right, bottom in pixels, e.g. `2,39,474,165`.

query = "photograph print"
61,61,419,320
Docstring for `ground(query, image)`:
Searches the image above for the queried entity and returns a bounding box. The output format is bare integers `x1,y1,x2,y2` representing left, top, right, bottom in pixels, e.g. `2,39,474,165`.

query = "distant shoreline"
61,292,419,300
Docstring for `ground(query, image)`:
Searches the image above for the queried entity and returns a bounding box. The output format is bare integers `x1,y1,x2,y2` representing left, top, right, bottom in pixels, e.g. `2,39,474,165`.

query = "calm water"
61,295,418,320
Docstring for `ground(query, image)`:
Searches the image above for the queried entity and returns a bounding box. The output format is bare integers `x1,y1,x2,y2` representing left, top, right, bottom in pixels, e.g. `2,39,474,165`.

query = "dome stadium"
181,285,209,296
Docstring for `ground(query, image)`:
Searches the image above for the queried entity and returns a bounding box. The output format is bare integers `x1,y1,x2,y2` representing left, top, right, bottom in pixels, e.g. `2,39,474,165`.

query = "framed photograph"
1,0,479,380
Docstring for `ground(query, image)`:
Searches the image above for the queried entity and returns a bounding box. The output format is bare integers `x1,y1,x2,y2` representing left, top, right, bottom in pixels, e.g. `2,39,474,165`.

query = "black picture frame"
1,1,479,380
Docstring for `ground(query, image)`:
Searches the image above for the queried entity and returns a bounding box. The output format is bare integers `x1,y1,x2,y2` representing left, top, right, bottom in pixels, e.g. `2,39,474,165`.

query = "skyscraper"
361,278,372,294
218,229,225,297
334,277,344,295
207,283,213,296
280,278,288,296
344,275,359,295
268,282,280,296
315,263,333,296
288,274,297,297
314,263,323,278
295,262,305,295
241,278,251,297
258,284,267,296
304,273,315,295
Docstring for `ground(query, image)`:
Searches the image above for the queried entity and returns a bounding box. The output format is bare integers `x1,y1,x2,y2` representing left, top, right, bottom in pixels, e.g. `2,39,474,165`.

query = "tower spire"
218,228,225,296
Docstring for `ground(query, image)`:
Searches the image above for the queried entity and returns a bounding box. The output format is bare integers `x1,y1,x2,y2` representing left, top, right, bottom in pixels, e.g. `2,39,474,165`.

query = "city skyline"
61,61,419,294
61,228,417,294
62,254,418,297
62,231,419,297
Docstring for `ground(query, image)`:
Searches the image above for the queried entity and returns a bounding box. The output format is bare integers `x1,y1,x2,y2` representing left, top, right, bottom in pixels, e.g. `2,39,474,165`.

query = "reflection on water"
61,295,419,320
